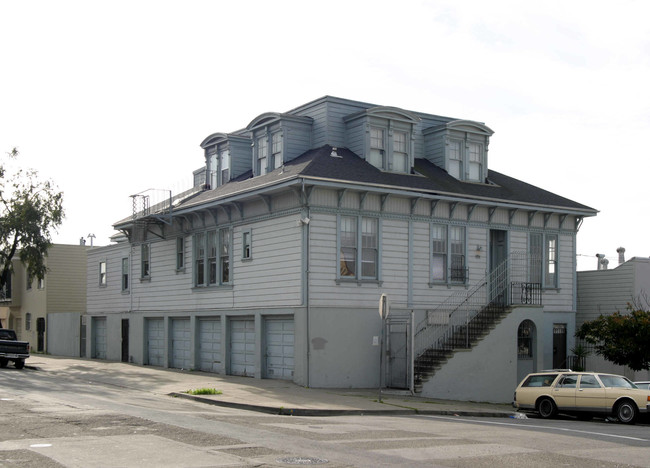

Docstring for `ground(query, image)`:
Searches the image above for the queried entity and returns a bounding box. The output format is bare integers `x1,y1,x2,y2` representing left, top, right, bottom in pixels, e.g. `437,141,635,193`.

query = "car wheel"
14,360,25,370
0,358,7,368
615,400,638,424
537,397,557,419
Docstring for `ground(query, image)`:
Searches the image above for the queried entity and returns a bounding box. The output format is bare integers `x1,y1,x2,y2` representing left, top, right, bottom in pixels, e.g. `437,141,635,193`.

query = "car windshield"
598,374,636,388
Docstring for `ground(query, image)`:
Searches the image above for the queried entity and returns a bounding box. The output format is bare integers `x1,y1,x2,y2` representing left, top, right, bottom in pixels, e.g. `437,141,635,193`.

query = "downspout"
302,179,311,388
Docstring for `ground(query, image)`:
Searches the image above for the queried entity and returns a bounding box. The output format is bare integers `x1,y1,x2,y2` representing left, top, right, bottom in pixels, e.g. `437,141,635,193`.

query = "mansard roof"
167,145,596,216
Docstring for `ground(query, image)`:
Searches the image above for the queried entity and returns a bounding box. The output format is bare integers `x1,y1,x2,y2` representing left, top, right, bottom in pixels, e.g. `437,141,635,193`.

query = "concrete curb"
170,392,517,418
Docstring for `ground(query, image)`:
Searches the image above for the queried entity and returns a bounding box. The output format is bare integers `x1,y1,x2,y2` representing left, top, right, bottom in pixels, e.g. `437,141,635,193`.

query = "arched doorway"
517,319,536,383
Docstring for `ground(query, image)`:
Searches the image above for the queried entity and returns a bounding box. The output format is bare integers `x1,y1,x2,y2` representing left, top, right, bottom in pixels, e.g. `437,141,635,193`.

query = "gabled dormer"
246,113,313,176
423,120,494,183
200,132,252,188
343,106,421,174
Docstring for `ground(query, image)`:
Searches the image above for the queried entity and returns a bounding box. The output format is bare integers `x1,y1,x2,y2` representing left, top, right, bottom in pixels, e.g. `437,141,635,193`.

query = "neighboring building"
0,244,88,356
85,96,597,402
577,250,650,382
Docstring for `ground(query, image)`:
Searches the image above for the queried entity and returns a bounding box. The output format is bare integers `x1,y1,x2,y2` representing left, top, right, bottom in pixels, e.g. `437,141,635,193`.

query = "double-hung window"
430,224,466,284
242,229,252,260
220,150,230,185
99,261,107,286
194,229,232,287
448,139,463,179
529,233,558,288
368,127,385,170
176,237,184,270
141,244,150,279
121,257,129,291
468,142,482,181
339,216,379,281
257,136,268,175
392,131,409,173
271,132,282,169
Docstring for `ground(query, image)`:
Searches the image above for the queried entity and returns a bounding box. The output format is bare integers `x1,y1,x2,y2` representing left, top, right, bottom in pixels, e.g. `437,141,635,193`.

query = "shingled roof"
116,145,595,228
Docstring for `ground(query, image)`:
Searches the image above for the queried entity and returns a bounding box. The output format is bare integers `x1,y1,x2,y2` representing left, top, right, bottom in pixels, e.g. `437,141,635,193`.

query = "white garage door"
93,317,107,360
147,318,165,366
230,319,255,377
171,318,191,369
199,319,221,373
265,318,294,380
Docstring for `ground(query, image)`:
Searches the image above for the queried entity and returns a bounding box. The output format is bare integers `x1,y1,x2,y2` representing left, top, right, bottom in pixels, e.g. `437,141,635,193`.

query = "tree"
576,304,650,371
0,147,64,294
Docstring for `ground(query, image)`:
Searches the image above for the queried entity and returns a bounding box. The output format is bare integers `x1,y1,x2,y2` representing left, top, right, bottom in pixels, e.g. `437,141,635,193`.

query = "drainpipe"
301,179,311,388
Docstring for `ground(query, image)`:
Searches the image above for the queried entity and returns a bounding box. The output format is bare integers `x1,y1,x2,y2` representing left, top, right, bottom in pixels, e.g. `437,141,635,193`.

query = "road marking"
419,415,650,442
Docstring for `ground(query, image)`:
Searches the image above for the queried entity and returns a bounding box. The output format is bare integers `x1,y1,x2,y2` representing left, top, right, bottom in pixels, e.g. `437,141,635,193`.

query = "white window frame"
337,215,380,282
430,224,467,285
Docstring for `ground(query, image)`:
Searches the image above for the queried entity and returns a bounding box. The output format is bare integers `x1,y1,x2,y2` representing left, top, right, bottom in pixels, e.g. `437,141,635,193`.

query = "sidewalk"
25,355,517,418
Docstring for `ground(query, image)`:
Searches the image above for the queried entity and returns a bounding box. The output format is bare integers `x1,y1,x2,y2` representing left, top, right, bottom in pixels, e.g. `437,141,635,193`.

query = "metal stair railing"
414,251,536,360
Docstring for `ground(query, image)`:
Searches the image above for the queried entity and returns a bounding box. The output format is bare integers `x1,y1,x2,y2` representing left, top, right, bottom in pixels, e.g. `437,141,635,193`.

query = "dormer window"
257,136,268,175
368,127,385,169
271,132,282,170
344,106,420,174
424,120,494,183
220,150,230,184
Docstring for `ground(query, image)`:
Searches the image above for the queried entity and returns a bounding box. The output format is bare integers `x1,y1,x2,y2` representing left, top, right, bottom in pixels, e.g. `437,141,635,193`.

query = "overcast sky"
1,0,648,271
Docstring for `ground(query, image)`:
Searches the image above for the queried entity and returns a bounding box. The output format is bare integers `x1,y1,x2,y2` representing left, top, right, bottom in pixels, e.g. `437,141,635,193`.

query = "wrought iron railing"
414,252,541,360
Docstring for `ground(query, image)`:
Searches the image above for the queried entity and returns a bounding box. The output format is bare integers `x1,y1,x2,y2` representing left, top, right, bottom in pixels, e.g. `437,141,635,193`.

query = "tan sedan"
513,371,650,424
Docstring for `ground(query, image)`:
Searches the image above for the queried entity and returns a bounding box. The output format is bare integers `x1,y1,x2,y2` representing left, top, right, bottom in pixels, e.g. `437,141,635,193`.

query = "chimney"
616,247,626,265
596,253,605,270
601,258,609,270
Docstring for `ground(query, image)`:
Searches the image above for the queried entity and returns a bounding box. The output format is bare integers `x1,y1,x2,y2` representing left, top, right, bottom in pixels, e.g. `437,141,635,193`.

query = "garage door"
171,318,191,369
147,318,164,366
265,318,294,380
93,317,107,360
199,319,221,373
230,319,255,377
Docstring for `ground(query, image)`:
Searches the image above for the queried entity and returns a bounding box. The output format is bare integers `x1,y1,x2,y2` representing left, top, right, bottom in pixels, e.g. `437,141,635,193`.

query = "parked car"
635,381,650,390
0,329,30,369
513,371,650,424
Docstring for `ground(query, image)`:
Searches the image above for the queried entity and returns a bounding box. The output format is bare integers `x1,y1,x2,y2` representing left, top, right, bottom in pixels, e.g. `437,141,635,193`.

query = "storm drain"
276,456,329,465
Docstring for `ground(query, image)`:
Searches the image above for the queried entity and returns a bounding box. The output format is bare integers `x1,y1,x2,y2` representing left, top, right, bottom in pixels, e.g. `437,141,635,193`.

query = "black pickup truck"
0,329,30,369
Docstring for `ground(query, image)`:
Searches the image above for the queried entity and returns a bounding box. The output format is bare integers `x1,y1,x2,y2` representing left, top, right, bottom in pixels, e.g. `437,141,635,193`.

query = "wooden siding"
87,243,132,315
577,262,636,326
45,245,87,313
284,120,312,163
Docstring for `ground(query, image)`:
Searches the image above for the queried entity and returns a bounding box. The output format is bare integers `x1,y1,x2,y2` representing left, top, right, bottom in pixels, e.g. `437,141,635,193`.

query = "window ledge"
335,278,383,286
175,268,186,274
192,284,234,292
140,277,151,283
428,281,468,289
241,257,253,263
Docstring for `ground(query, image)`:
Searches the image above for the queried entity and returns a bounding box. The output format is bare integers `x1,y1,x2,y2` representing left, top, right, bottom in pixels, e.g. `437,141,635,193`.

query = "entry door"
36,317,46,352
121,319,129,363
489,230,508,303
387,320,409,389
553,323,567,369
